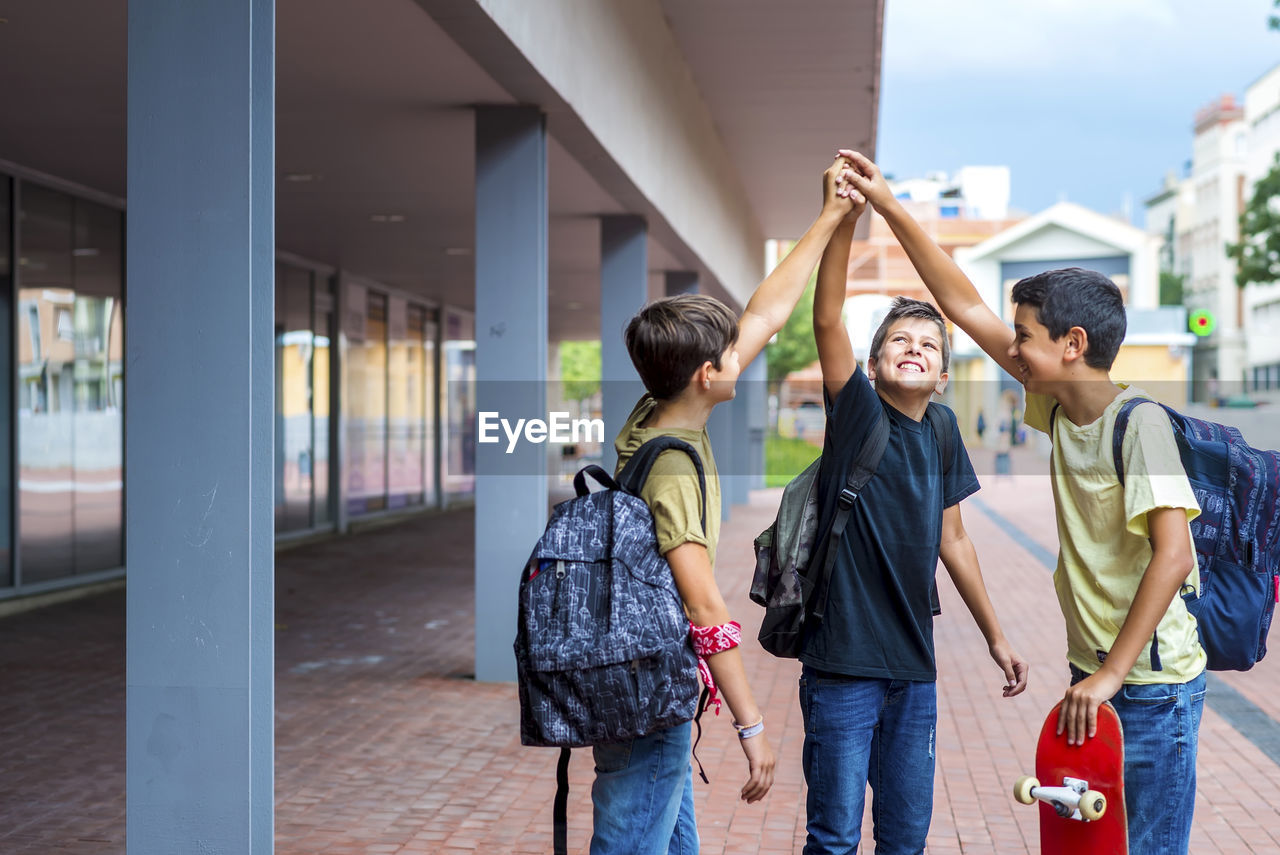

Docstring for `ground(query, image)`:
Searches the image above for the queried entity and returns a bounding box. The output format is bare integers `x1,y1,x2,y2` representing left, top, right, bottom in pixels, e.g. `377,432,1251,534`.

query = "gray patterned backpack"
515,437,707,853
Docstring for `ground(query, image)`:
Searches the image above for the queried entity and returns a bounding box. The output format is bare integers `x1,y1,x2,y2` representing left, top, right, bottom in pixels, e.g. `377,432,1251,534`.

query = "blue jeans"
799,667,937,855
1070,665,1206,855
590,721,698,855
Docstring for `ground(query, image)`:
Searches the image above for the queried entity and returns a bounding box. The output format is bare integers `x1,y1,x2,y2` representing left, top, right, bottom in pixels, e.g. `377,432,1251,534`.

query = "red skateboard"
1013,700,1127,855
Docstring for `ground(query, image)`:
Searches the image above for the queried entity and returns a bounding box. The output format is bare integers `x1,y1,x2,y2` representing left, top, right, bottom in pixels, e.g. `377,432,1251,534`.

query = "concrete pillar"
474,106,548,682
600,215,648,472
742,353,767,491
126,1,275,851
665,270,698,297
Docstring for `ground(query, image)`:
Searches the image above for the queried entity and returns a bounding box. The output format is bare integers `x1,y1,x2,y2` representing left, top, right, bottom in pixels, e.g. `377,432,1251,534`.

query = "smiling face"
867,317,948,396
1008,303,1069,392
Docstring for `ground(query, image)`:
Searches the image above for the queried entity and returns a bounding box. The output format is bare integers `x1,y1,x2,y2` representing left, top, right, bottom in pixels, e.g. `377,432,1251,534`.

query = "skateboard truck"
1014,775,1107,822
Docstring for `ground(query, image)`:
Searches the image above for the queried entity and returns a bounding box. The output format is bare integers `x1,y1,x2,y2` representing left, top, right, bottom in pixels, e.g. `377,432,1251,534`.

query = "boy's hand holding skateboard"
1059,667,1125,745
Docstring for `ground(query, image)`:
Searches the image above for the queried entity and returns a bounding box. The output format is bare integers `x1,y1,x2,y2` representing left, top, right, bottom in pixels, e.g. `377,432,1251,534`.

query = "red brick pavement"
5,448,1280,853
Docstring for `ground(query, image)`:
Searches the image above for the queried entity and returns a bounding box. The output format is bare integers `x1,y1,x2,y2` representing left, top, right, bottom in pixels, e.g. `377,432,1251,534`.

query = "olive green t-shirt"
613,396,721,566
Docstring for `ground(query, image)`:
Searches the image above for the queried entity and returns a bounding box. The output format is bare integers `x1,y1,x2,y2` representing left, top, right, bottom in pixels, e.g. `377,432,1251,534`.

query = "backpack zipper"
551,559,568,620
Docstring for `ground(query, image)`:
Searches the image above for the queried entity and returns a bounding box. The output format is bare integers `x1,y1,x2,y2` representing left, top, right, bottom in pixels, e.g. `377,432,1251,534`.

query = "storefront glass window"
17,184,123,586
275,263,314,532
387,297,424,508
442,308,475,502
0,176,11,588
313,280,334,527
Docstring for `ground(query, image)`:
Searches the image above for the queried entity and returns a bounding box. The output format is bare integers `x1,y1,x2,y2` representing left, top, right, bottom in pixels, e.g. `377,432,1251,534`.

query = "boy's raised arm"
736,156,860,370
813,217,860,398
841,150,1023,381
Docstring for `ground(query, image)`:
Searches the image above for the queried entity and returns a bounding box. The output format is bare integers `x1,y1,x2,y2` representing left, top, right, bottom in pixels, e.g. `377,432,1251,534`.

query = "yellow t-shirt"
1024,387,1206,683
614,396,721,566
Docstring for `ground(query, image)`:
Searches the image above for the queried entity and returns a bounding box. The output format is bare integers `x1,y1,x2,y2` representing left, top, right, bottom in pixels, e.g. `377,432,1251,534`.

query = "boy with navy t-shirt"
799,197,1029,855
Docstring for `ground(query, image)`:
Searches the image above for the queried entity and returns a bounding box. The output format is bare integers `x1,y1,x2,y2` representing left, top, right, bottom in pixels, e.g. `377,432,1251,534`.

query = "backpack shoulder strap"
924,402,954,475
1111,396,1161,487
812,409,890,622
616,436,707,534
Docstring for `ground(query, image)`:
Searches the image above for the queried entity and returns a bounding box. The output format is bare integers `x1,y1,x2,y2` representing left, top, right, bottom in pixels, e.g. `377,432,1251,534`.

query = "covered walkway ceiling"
0,0,881,339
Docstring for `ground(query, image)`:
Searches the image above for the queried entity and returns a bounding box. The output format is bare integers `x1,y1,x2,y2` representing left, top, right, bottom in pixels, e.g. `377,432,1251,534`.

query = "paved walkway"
5,447,1280,853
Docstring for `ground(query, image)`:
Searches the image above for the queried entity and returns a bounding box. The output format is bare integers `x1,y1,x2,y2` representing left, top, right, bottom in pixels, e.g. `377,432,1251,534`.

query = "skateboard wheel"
1013,775,1039,805
1078,790,1106,821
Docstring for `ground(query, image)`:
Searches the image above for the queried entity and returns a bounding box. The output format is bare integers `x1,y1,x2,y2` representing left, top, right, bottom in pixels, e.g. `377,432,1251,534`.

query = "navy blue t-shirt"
799,364,979,681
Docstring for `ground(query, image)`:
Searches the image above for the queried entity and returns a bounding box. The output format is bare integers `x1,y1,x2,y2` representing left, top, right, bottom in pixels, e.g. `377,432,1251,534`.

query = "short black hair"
1010,268,1125,369
624,294,739,400
868,296,951,374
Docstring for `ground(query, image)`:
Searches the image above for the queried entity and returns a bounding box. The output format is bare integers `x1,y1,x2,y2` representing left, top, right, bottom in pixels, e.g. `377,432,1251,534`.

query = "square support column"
707,396,735,521
744,353,767,489
600,215,648,472
126,2,275,852
474,106,548,683
665,270,698,297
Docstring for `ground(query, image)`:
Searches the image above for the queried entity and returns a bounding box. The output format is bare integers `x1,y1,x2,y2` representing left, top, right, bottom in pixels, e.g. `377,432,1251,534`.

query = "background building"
954,202,1192,442
1183,94,1249,399
1243,63,1280,396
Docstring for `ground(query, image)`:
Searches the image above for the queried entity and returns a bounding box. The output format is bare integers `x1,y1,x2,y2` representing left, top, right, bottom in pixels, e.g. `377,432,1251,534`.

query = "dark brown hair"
624,295,739,400
869,296,951,373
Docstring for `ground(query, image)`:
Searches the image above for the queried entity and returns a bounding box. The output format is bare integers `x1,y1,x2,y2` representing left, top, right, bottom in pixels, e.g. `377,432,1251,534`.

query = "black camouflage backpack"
515,436,707,854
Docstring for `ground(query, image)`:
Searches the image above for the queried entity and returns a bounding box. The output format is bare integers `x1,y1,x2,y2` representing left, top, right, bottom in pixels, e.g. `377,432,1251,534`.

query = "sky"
877,0,1280,221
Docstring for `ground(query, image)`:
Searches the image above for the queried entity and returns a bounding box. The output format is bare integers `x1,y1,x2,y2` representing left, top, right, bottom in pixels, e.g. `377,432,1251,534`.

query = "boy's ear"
694,360,715,390
1063,326,1089,364
933,371,949,396
865,355,877,382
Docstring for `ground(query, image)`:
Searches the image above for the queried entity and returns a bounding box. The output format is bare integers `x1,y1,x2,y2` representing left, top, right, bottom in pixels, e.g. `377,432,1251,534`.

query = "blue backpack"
1108,399,1280,671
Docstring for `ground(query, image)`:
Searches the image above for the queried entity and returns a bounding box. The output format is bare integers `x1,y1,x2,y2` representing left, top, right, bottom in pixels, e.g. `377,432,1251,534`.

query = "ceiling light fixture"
444,247,471,256
370,214,406,223
283,173,320,183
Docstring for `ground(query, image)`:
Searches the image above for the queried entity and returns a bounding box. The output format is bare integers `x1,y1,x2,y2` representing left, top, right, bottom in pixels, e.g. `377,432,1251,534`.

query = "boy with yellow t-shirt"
842,150,1205,855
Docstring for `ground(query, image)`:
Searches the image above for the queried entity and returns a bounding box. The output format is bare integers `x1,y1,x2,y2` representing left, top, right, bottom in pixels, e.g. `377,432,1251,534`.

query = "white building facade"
1184,95,1248,398
1243,64,1280,394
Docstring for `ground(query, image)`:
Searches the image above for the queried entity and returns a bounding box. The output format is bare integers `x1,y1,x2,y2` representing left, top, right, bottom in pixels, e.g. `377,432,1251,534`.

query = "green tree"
560,340,601,402
1159,271,1185,306
1271,0,1280,29
1227,153,1280,290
